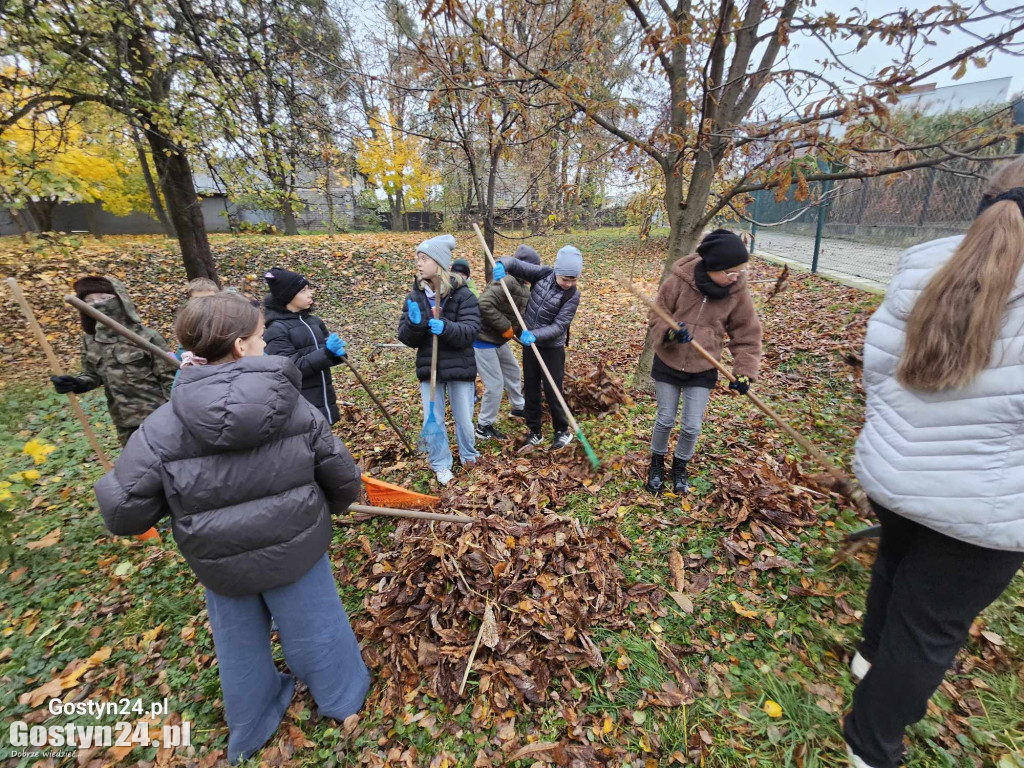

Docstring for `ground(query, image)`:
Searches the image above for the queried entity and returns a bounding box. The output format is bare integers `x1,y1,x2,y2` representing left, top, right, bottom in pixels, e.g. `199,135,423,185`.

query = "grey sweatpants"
651,380,713,460
475,344,525,426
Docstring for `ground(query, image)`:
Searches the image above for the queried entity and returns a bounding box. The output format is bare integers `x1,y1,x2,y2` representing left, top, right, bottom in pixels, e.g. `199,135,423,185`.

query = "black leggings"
844,502,1023,767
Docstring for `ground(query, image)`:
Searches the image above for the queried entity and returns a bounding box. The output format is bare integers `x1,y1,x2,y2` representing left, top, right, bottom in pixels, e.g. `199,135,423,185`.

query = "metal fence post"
749,191,759,253
811,178,832,274
1015,100,1024,155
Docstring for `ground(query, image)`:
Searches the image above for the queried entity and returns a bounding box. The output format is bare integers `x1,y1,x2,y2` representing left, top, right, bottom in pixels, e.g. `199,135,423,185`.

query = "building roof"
896,77,1012,116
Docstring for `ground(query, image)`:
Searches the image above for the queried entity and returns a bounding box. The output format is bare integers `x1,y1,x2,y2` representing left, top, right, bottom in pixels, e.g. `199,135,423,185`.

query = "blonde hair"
187,277,220,297
897,159,1024,391
417,266,464,298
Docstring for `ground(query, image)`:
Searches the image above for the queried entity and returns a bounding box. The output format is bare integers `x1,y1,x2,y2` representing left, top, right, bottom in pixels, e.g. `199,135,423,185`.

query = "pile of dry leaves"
351,508,654,709
564,361,630,415
704,453,822,538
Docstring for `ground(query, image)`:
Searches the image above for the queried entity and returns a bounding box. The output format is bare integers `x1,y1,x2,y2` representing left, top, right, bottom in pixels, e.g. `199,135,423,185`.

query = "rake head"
417,406,447,456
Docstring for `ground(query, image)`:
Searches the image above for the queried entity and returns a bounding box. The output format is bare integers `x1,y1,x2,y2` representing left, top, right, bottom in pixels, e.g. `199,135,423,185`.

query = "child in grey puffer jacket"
95,294,369,764
494,244,582,449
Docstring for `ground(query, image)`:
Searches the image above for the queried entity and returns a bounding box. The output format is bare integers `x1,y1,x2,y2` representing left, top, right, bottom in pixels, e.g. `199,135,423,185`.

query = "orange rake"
361,474,440,510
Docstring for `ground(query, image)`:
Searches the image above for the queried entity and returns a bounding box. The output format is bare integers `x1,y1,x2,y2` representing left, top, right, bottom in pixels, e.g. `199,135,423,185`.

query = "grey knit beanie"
554,245,583,277
416,234,456,271
514,244,541,266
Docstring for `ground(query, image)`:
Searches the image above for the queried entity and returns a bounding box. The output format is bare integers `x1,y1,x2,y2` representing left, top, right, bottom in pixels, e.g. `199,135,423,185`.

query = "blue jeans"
419,380,478,471
204,555,370,763
651,381,712,460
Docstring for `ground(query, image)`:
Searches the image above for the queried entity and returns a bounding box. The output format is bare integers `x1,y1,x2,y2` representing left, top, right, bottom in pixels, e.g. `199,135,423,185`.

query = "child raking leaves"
398,235,481,486
645,229,763,493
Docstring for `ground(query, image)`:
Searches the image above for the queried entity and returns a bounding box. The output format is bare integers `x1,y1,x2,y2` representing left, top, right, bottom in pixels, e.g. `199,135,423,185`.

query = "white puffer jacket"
854,235,1024,552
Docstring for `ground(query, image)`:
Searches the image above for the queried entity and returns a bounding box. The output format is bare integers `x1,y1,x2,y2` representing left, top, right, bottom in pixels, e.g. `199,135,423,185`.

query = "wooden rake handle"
342,357,414,453
8,278,113,471
65,295,182,370
429,278,440,407
348,503,473,524
471,223,584,436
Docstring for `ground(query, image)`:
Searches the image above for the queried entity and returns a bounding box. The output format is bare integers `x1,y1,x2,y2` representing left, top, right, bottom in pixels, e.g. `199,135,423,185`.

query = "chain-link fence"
748,160,991,287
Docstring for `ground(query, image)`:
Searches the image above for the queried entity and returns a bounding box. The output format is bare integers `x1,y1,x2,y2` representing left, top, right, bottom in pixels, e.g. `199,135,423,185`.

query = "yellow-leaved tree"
0,99,151,233
355,113,438,231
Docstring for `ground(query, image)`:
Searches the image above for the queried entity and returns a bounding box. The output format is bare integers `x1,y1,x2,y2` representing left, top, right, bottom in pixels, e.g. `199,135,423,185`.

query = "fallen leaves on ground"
352,509,639,710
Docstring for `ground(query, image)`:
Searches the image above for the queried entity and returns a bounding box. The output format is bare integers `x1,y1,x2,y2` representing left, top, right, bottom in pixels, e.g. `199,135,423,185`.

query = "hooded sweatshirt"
94,356,361,595
76,277,177,430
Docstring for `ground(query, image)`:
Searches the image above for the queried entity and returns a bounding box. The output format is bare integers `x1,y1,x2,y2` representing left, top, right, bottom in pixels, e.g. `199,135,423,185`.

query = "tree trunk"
481,147,500,281
394,188,408,232
145,126,219,284
85,204,103,240
560,141,572,233
125,22,215,281
132,125,174,238
4,198,32,242
325,162,335,237
25,199,55,232
281,198,299,236
632,170,706,391
528,176,540,234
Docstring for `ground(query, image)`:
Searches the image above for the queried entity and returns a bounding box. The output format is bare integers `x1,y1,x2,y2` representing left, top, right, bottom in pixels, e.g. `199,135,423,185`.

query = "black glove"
729,375,751,395
663,322,693,344
50,375,89,394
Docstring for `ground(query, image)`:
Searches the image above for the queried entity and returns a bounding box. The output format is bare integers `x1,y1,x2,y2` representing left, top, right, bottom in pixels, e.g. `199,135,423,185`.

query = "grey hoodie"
95,356,361,595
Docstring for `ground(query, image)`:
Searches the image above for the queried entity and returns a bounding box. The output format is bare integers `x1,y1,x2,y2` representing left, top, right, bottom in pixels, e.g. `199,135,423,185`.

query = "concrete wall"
0,189,361,237
0,197,235,237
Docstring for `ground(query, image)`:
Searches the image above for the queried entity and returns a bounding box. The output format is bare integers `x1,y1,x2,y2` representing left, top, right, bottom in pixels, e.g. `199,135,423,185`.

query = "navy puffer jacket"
263,297,341,424
498,258,580,348
94,356,361,596
397,276,480,382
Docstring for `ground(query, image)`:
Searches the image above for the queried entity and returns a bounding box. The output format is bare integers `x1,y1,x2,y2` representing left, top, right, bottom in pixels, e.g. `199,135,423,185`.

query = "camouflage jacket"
76,278,177,430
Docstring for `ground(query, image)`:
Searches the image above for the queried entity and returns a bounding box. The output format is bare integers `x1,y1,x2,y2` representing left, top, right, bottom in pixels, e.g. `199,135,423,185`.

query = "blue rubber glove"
520,329,536,345
492,262,506,281
406,299,423,325
428,318,445,335
325,333,346,357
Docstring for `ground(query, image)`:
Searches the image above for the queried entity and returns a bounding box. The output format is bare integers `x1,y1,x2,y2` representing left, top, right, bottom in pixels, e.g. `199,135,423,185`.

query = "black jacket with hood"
263,295,341,424
397,275,480,382
94,356,361,596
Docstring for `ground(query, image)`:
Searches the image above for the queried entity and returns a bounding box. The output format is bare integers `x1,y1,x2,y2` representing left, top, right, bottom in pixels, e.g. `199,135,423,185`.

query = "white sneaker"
435,468,454,486
847,745,877,768
850,651,872,682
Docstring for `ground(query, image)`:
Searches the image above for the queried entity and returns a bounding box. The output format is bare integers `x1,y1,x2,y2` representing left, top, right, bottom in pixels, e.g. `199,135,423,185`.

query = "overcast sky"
782,0,1024,97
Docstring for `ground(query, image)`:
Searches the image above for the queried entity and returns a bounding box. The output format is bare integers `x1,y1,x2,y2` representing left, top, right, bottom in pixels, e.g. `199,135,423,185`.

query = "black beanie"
73,275,116,333
697,229,749,272
264,267,309,307
451,258,471,277
513,244,542,266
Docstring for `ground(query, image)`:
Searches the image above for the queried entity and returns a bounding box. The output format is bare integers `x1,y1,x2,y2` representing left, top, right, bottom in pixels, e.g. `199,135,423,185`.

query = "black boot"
671,457,690,494
646,453,666,494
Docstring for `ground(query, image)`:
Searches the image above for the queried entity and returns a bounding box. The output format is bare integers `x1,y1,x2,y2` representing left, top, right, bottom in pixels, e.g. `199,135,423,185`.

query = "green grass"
0,228,1021,767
